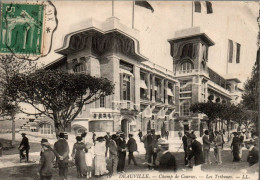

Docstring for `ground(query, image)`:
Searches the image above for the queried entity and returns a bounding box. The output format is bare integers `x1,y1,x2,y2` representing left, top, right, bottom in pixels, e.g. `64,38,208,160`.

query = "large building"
41,17,241,137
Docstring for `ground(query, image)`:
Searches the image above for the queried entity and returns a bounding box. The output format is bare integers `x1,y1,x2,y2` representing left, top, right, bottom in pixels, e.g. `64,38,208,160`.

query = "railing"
175,69,209,77
207,80,231,96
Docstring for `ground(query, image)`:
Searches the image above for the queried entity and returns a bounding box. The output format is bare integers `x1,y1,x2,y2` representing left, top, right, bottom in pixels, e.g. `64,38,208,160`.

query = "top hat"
58,132,65,138
21,133,26,135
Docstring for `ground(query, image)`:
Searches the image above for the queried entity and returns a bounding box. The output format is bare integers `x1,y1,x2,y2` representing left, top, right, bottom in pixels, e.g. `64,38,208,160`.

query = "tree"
6,69,114,135
0,55,37,145
190,102,223,131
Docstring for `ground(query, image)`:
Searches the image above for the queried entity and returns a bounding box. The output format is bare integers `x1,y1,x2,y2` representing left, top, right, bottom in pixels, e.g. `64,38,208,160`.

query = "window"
181,43,193,58
40,123,53,134
100,96,105,108
73,63,87,73
122,74,131,100
180,80,192,92
180,100,191,116
181,62,193,72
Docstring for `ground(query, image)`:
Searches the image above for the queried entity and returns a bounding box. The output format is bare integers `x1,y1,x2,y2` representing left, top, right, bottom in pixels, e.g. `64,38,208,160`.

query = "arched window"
181,43,193,58
181,62,194,72
73,63,86,73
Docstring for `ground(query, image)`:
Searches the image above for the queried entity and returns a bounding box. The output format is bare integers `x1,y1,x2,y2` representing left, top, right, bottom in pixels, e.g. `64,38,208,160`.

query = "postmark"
0,1,58,61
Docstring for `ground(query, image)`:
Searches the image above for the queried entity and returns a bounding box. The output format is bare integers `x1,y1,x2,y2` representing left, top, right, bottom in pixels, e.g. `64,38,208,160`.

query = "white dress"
85,146,94,167
94,141,108,175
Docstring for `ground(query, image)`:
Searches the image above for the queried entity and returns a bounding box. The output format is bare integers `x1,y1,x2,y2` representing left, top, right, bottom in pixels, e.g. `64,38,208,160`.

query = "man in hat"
38,139,55,180
213,131,223,164
18,133,30,162
245,139,259,166
109,134,118,176
127,134,138,166
117,133,127,173
202,130,212,164
104,132,111,157
157,142,177,171
141,130,151,160
54,132,70,180
187,134,203,171
182,130,189,166
146,129,158,169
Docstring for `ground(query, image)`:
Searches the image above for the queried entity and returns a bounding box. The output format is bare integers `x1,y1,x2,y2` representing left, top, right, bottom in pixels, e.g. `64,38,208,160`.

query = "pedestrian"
109,134,118,176
202,130,212,164
71,136,87,178
165,131,169,140
141,130,151,160
92,132,96,145
187,134,204,172
182,130,189,166
94,137,108,176
85,142,94,178
127,134,138,166
38,139,55,180
146,129,158,169
244,139,259,166
230,132,241,162
104,132,111,157
18,133,30,162
138,129,143,142
213,131,223,164
239,129,246,159
117,133,127,173
187,132,193,167
54,132,70,180
157,142,177,171
178,131,182,140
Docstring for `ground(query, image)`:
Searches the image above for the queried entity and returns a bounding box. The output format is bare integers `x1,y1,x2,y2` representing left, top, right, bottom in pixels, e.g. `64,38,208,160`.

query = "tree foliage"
6,69,114,133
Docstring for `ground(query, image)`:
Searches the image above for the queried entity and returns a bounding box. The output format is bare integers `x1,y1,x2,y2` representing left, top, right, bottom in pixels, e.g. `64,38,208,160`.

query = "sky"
39,1,259,87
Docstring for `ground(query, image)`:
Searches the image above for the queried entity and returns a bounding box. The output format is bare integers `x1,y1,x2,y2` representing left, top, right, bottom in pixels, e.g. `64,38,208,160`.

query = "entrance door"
121,119,128,136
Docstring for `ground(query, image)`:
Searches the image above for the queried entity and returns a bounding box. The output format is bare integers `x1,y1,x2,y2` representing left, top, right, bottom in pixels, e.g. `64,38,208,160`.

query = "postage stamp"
0,1,58,61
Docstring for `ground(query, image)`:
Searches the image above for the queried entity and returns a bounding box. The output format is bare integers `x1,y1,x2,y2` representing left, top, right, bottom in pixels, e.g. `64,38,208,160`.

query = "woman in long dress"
231,132,241,162
94,137,109,176
71,136,87,178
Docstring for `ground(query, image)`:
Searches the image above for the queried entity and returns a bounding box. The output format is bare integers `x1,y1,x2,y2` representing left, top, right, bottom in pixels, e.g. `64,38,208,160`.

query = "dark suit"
188,140,204,166
39,149,55,180
158,151,177,171
247,147,259,166
109,140,118,174
202,135,211,164
117,138,126,172
127,137,137,165
147,134,158,166
19,137,30,162
182,135,188,165
104,135,111,157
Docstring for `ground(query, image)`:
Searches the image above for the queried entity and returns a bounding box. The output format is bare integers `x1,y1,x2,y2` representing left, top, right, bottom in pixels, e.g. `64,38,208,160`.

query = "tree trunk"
11,114,15,146
227,124,230,142
55,124,66,139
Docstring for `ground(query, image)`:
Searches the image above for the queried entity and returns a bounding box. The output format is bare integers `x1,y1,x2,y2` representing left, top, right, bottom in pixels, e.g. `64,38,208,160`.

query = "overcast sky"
40,1,259,85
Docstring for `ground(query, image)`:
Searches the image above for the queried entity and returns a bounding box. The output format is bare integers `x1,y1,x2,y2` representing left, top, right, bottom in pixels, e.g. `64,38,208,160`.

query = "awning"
140,80,148,89
119,69,133,76
167,88,174,96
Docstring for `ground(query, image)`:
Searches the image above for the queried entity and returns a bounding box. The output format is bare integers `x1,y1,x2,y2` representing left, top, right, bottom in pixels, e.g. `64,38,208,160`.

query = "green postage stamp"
0,1,57,60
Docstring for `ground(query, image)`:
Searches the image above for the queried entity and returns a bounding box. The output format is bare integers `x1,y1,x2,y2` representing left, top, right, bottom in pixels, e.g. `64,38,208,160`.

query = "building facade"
44,18,241,137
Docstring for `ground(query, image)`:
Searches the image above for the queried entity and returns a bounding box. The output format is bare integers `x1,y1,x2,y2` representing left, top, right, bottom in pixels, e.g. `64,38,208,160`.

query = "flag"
135,1,154,13
228,39,241,63
194,1,213,14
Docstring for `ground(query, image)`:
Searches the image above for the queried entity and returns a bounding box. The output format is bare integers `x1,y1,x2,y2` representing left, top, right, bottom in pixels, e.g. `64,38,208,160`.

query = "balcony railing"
175,69,209,77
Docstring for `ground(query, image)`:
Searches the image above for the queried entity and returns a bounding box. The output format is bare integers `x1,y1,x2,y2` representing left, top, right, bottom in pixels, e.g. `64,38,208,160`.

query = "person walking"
117,133,127,173
165,131,169,140
38,139,55,180
147,129,158,169
239,130,246,159
94,137,108,176
213,131,223,164
18,133,30,162
104,132,111,157
230,132,241,162
109,134,118,176
182,131,188,166
92,132,96,145
202,130,212,164
178,131,182,140
127,134,138,166
54,132,70,180
71,136,87,178
187,134,204,172
138,129,143,142
141,130,151,160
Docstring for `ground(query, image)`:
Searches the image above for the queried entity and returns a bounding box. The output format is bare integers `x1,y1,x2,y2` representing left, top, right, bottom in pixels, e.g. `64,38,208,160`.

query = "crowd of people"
16,128,259,180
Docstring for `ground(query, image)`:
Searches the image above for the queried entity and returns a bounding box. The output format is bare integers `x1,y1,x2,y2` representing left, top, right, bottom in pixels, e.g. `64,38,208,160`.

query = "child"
85,142,94,178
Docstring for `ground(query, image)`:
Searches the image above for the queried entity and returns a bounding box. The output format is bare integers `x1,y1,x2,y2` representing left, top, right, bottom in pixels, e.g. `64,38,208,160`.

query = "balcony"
175,69,209,77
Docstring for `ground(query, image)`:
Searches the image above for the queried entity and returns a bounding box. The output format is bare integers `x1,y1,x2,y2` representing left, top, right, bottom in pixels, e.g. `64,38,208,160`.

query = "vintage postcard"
0,1,259,180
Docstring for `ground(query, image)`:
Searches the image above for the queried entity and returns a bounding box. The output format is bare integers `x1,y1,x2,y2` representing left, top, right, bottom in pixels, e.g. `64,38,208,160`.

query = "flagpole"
112,0,114,17
132,0,135,29
191,1,194,27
